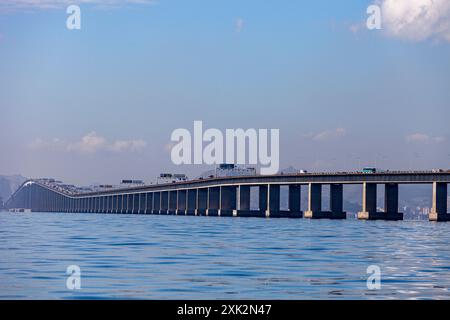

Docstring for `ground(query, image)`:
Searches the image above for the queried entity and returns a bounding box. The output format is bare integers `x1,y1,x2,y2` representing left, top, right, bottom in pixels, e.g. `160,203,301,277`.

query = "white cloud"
109,139,147,152
305,128,347,142
29,132,147,154
235,17,245,33
379,0,450,42
0,0,154,11
406,133,446,144
67,131,107,153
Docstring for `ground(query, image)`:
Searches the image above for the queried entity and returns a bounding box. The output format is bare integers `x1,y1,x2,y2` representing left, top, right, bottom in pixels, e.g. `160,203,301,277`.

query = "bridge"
4,171,450,221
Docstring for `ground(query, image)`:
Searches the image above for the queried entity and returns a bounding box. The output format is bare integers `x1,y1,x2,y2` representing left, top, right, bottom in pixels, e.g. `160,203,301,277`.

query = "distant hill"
0,174,28,204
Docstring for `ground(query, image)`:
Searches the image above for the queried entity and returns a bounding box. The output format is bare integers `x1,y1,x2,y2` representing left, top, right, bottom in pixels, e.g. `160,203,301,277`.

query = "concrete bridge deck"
5,171,450,221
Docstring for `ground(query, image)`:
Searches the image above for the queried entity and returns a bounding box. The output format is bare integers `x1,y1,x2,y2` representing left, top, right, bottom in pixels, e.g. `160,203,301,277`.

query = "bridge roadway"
5,171,450,221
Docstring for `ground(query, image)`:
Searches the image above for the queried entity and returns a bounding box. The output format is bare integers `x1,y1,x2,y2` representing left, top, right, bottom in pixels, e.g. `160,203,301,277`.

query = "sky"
1,0,450,185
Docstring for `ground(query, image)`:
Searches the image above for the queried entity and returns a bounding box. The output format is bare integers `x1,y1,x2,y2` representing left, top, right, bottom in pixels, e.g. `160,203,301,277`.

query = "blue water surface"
1,212,449,299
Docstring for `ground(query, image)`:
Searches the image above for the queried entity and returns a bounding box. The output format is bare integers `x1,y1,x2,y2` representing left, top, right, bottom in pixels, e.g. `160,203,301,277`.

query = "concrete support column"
123,195,128,214
141,193,147,214
305,184,345,219
219,186,237,217
358,183,377,220
305,183,321,218
104,196,108,213
267,184,280,217
111,196,115,213
238,185,250,211
196,189,208,216
153,192,161,214
95,197,100,213
118,195,123,213
259,185,268,212
111,195,116,213
330,184,345,214
107,196,111,213
207,187,220,216
100,197,104,213
145,193,152,214
186,189,197,215
289,185,301,212
168,191,177,214
132,194,139,214
176,190,187,215
385,183,399,213
358,183,402,220
160,191,169,214
430,182,449,221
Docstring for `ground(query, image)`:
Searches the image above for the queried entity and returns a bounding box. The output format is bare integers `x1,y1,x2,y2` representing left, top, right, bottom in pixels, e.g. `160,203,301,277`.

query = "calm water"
1,211,450,300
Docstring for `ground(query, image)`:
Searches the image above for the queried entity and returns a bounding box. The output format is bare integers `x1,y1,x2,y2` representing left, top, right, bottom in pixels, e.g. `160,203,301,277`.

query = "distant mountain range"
0,175,27,205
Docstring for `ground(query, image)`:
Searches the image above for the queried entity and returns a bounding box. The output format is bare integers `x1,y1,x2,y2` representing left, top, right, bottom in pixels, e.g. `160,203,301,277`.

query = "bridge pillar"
269,184,303,218
110,195,115,213
267,184,280,217
152,192,161,214
138,193,145,214
104,196,108,213
130,194,137,214
99,196,104,213
176,190,187,215
186,189,197,215
160,191,169,214
97,196,101,213
259,185,268,215
238,185,250,211
430,182,449,221
358,183,403,220
207,187,220,216
96,197,101,213
117,195,123,213
126,194,131,214
305,183,346,219
196,188,208,215
103,196,108,213
144,193,152,214
77,196,84,213
219,186,237,216
289,184,302,213
168,190,177,214
330,184,346,217
98,196,103,213
122,194,127,214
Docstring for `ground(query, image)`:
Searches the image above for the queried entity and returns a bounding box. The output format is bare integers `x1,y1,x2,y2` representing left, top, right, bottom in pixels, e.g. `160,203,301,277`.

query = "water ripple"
0,212,450,299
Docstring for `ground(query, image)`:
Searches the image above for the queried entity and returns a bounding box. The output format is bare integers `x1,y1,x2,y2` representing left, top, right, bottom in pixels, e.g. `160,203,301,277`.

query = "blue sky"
1,0,450,185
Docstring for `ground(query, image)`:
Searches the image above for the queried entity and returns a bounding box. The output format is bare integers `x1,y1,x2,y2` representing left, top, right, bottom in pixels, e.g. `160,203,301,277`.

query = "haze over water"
1,212,450,299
